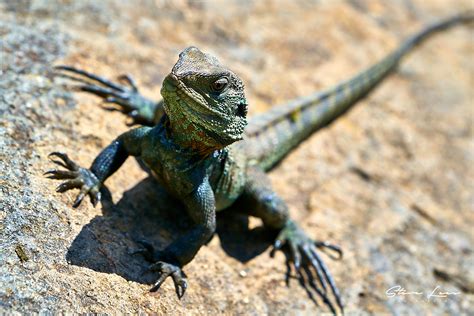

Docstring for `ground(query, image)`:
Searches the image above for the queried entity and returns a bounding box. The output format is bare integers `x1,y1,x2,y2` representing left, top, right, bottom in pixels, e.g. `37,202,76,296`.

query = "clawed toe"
54,65,153,125
148,261,187,299
315,241,343,260
48,152,79,171
44,168,78,180
273,221,344,314
55,65,126,92
77,84,130,102
45,152,101,208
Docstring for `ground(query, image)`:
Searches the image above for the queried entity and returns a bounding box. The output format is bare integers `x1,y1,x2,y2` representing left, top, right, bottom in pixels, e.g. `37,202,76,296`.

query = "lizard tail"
244,12,473,171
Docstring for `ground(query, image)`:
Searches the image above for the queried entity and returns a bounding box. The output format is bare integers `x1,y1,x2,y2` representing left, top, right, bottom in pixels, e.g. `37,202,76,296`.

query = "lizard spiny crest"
161,46,248,153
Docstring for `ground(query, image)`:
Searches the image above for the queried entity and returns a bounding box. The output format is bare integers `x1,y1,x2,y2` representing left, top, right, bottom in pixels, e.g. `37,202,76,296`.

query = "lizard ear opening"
236,101,248,117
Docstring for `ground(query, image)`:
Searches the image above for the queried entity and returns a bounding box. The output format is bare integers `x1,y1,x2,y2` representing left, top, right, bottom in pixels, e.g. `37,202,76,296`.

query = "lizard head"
161,46,248,152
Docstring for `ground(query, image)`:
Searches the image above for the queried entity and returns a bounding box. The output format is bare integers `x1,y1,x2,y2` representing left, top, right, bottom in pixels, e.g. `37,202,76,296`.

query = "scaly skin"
47,13,473,314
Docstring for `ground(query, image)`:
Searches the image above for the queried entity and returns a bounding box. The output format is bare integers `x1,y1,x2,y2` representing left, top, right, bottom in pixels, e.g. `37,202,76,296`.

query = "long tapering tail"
243,12,473,171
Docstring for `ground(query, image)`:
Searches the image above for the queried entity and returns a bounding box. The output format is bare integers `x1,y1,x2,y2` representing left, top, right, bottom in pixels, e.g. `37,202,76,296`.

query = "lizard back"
243,13,473,171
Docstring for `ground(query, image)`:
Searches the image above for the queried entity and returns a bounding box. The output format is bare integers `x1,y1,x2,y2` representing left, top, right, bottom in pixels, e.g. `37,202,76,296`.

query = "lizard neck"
162,114,222,158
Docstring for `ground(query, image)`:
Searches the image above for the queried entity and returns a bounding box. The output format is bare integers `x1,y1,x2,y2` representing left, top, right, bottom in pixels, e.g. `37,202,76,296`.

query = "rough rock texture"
1,0,473,314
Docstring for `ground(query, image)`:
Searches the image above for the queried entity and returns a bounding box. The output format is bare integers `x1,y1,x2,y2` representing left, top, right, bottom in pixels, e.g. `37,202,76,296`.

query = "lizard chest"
140,126,246,210
210,146,246,211
140,129,200,197
143,150,200,198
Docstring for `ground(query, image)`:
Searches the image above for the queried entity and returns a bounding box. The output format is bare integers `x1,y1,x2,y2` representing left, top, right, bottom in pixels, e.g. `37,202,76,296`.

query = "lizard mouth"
162,75,228,134
163,74,221,117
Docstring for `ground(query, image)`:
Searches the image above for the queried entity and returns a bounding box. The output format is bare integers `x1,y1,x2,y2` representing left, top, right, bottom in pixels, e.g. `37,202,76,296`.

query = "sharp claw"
176,282,187,299
56,179,82,193
48,152,79,171
44,169,77,179
72,199,82,208
72,186,88,208
171,270,187,299
89,190,100,207
44,169,55,175
180,284,187,298
48,152,64,158
315,241,343,260
49,159,68,169
96,191,101,205
48,152,68,169
150,273,168,292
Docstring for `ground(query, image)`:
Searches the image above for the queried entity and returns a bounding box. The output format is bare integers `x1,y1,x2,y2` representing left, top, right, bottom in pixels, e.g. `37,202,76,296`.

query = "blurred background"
1,0,473,314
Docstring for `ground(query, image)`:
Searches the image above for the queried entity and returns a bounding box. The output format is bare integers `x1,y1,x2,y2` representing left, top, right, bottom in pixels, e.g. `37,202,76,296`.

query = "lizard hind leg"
54,65,164,126
240,167,344,314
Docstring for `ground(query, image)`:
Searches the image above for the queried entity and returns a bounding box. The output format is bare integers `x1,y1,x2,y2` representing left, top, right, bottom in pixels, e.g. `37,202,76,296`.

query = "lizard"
46,13,473,314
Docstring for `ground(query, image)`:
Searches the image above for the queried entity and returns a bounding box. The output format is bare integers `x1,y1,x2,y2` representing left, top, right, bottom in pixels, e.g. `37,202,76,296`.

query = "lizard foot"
45,152,101,207
272,220,343,314
149,261,188,299
55,65,157,125
131,240,188,299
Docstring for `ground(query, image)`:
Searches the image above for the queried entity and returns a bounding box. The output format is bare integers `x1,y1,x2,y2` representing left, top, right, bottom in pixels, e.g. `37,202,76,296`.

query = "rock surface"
1,0,473,314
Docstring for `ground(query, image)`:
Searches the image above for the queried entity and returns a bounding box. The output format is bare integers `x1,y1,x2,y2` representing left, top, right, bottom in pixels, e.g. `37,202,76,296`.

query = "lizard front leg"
137,180,216,298
238,167,343,314
55,66,164,126
46,127,150,207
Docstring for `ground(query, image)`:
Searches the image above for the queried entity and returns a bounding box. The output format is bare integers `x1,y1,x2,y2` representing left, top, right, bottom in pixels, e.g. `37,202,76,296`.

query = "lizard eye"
211,77,229,92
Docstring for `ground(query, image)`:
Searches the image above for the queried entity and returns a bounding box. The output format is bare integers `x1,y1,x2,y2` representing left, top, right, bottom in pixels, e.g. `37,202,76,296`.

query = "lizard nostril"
236,102,248,117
